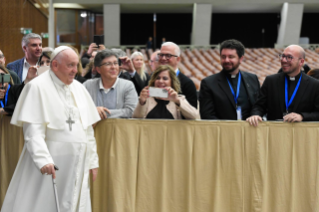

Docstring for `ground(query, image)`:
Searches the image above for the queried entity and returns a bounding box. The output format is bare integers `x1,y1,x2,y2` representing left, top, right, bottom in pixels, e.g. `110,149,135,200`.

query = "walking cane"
52,165,60,212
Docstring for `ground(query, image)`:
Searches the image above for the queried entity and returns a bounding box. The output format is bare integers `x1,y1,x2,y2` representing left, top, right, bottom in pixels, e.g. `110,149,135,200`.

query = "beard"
222,61,240,73
281,62,300,76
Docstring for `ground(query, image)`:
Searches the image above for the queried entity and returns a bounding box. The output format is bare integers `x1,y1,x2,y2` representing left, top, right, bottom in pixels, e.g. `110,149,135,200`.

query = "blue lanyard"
176,69,180,76
285,74,302,113
226,72,241,107
0,84,10,108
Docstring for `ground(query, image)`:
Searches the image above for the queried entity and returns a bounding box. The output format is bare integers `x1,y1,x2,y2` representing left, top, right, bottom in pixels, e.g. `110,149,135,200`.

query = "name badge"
237,106,242,120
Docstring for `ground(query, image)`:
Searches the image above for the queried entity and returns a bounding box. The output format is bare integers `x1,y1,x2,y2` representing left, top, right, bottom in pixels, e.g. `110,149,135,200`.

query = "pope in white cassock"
1,46,101,212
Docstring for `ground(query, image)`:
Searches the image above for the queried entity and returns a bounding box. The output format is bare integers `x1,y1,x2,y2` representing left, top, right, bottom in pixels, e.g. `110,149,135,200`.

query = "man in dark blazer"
199,39,260,120
247,45,319,126
158,42,198,109
6,33,42,82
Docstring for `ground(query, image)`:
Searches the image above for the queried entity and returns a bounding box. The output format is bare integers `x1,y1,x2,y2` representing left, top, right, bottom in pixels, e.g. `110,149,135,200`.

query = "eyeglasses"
99,62,119,67
278,54,302,62
0,54,4,59
157,53,178,59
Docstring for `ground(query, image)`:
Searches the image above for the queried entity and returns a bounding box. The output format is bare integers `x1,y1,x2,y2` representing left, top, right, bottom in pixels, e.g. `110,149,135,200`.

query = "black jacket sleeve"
3,83,25,114
130,72,150,96
199,79,217,119
250,77,269,118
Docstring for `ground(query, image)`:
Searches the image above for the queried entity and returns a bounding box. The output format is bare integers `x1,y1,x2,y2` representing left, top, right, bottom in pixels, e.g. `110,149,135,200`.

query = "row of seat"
126,48,319,90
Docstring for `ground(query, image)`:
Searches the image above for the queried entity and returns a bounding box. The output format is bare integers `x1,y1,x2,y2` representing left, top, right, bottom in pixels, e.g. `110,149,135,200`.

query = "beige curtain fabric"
0,116,24,208
1,116,319,212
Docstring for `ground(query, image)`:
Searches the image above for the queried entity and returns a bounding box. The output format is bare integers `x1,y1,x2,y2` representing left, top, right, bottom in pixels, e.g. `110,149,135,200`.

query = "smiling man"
247,45,319,126
83,50,138,120
158,42,198,109
199,39,260,120
2,46,101,212
7,33,42,82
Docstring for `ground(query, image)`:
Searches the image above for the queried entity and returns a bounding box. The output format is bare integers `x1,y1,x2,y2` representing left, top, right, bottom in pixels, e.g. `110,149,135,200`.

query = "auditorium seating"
141,48,319,90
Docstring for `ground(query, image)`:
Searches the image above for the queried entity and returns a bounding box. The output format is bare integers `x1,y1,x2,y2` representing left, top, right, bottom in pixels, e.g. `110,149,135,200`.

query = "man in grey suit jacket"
83,50,138,120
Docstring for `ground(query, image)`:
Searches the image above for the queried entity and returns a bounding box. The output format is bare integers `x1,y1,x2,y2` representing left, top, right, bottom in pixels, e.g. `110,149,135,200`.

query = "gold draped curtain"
1,116,319,212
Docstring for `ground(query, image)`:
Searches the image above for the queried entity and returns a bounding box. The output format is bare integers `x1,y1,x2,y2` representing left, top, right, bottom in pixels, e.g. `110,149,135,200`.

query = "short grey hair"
94,49,118,67
111,48,126,57
161,42,181,56
285,44,306,59
21,33,42,50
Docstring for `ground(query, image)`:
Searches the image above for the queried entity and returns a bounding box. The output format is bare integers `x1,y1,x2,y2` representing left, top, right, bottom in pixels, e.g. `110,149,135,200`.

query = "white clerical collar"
99,77,119,93
49,70,71,89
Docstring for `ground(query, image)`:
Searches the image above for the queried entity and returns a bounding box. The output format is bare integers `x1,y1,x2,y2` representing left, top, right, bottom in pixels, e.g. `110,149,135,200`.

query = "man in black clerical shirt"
199,39,260,120
247,45,319,126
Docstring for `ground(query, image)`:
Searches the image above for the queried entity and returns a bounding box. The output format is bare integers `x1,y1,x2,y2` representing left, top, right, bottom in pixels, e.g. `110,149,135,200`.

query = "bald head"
281,44,305,77
285,45,306,59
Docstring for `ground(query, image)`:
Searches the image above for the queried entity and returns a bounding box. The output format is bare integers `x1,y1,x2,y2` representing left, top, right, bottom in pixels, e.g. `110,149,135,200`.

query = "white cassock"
1,70,100,212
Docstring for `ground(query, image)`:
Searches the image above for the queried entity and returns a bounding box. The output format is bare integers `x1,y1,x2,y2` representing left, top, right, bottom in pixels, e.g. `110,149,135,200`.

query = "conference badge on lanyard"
236,106,242,120
226,72,242,120
283,74,302,116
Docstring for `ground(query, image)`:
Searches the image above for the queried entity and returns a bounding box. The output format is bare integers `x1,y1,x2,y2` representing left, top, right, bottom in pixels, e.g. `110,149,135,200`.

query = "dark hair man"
199,39,260,120
247,45,319,126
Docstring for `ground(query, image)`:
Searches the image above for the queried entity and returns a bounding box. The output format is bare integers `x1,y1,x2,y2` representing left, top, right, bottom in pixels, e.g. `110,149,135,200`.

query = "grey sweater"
83,78,138,118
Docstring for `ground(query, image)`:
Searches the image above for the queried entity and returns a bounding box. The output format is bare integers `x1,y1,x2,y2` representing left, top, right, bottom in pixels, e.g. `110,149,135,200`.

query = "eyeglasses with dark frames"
99,62,119,67
278,54,302,62
157,53,178,59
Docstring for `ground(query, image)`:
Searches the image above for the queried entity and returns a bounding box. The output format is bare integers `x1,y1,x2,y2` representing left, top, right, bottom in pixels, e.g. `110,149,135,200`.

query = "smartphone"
37,66,50,75
0,74,11,84
149,87,168,98
118,58,122,66
93,35,104,47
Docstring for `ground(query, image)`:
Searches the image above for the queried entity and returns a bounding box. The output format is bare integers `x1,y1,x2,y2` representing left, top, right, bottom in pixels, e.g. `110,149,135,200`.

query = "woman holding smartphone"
133,65,199,119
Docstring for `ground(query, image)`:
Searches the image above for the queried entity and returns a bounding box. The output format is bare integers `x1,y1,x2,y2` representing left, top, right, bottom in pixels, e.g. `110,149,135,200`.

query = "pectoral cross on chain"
66,115,75,131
